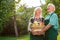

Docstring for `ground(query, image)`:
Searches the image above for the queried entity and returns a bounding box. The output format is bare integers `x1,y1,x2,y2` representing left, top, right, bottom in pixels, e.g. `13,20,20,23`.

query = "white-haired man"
40,3,59,40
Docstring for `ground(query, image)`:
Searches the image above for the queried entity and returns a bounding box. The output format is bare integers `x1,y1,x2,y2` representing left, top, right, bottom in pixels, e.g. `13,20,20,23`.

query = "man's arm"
42,14,57,32
42,24,51,32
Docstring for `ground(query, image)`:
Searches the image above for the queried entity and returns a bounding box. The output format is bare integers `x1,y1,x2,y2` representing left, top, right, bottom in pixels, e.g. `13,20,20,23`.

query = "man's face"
47,5,54,12
35,8,41,16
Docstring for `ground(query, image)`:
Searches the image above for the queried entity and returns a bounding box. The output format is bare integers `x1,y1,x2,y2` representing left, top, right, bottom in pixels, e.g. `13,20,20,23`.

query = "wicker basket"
30,21,43,30
30,21,44,35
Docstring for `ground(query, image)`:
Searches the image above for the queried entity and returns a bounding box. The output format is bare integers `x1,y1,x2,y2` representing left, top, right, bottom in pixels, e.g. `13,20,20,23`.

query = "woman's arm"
28,21,31,32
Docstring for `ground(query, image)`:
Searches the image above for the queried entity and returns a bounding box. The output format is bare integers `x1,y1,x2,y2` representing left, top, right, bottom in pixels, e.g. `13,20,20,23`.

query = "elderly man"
41,3,59,40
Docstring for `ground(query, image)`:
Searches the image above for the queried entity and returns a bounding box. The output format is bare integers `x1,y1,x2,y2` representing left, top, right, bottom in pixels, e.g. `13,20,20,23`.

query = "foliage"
0,0,15,31
16,5,34,35
0,17,15,36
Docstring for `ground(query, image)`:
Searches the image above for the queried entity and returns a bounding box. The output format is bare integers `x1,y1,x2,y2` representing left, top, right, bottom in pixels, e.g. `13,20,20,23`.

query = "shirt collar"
49,11,54,15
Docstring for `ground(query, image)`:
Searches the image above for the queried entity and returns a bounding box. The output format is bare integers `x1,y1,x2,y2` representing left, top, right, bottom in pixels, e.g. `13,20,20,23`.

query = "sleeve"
28,20,31,31
28,17,34,31
41,17,44,22
49,14,58,26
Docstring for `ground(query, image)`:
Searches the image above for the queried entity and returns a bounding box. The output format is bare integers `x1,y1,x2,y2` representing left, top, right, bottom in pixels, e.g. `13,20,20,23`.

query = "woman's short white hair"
33,7,43,18
47,3,55,11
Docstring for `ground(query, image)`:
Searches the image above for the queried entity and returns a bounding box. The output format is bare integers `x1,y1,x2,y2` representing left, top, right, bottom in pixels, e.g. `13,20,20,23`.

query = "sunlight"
15,0,18,2
16,0,46,9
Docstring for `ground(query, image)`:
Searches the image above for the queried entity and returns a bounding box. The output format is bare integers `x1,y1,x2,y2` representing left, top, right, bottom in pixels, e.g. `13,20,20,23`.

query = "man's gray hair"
47,3,55,11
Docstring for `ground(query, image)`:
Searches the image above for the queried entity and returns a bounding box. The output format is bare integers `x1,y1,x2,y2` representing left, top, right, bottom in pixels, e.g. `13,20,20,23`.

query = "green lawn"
17,35,30,40
0,33,60,40
0,36,17,40
0,35,30,40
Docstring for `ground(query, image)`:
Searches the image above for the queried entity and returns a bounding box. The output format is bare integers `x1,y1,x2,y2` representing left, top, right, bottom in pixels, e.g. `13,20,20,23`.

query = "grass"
17,35,30,40
0,36,17,40
0,33,60,40
0,35,30,40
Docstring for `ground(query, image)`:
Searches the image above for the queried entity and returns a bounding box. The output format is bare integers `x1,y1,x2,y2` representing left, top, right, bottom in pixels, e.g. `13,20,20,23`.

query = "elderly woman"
41,3,59,40
28,7,45,40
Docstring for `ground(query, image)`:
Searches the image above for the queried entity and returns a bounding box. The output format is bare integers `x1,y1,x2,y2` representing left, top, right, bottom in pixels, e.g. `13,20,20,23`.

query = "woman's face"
35,8,41,16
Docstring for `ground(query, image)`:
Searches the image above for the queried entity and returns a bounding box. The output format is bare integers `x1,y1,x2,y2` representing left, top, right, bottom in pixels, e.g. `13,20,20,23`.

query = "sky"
15,0,46,9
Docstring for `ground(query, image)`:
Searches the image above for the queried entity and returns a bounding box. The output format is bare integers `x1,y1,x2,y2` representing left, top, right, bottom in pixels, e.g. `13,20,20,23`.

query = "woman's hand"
39,30,45,35
30,29,45,35
31,29,37,35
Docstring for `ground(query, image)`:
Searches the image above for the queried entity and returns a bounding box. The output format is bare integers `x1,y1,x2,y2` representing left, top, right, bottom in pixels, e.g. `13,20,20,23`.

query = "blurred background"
0,0,60,40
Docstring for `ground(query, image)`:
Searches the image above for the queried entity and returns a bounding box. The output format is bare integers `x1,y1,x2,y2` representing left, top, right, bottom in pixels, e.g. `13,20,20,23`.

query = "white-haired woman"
28,7,45,40
40,3,59,40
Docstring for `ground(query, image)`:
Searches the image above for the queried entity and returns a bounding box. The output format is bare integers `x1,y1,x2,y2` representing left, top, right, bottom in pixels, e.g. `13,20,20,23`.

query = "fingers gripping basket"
30,20,44,35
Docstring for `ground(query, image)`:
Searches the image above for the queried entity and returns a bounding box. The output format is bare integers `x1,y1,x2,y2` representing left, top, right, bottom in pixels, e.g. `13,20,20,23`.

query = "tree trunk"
14,14,18,37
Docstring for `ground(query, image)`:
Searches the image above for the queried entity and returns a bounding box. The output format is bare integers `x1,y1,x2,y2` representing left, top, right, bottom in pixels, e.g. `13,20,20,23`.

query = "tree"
0,0,15,32
14,0,21,37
